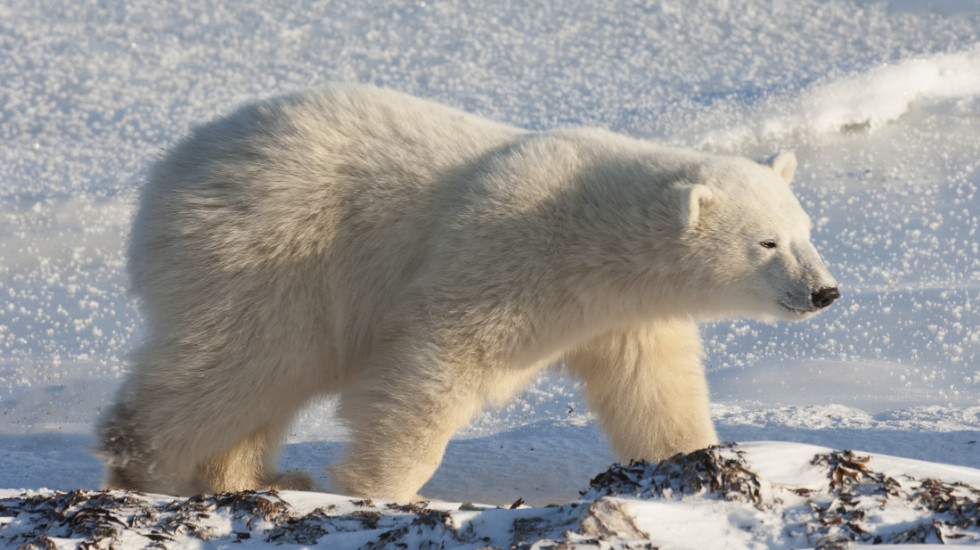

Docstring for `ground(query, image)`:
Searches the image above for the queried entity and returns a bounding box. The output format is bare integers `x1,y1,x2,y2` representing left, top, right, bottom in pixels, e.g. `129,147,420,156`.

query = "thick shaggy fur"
98,85,838,500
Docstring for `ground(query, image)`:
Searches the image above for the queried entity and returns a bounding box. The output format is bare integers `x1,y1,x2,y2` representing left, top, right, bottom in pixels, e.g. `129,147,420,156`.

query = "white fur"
98,85,838,500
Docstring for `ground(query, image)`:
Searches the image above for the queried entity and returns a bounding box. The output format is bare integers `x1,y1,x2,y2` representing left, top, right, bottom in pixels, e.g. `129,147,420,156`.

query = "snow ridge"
694,45,980,147
4,442,980,549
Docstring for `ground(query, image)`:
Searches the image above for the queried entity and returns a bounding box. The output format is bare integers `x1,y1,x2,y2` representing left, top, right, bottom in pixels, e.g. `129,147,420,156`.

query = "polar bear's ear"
682,184,714,230
763,152,797,184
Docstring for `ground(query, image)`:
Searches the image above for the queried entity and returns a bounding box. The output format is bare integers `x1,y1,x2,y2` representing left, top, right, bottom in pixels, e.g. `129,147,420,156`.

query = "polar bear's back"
137,86,520,256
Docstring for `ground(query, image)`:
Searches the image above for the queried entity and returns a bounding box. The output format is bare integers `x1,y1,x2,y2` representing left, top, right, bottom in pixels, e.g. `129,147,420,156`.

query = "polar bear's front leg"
565,319,718,463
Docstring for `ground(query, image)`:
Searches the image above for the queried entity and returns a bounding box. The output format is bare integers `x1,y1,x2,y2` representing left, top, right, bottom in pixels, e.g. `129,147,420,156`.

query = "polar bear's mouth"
777,299,816,316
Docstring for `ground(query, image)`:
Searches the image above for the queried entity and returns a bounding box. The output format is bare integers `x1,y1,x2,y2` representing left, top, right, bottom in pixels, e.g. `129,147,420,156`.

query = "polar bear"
98,85,839,501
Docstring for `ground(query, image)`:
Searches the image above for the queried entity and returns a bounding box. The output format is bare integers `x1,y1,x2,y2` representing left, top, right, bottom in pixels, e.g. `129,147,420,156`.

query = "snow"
1,0,979,547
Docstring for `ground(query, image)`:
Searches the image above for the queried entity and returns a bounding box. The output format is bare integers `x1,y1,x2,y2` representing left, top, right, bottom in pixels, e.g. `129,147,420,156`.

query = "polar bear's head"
679,152,839,321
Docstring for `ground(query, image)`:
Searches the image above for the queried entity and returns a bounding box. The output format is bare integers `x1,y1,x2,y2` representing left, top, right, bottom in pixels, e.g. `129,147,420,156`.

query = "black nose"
811,287,840,309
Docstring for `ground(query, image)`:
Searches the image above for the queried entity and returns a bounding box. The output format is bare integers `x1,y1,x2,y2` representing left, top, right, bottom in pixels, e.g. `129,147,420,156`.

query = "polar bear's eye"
759,239,778,249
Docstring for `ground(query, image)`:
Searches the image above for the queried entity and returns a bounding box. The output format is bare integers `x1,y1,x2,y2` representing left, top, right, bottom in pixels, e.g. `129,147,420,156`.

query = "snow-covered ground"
2,0,979,547
6,442,980,548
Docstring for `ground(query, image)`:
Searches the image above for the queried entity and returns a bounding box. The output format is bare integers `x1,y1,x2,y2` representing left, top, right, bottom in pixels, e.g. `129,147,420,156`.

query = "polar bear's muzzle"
776,282,839,318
